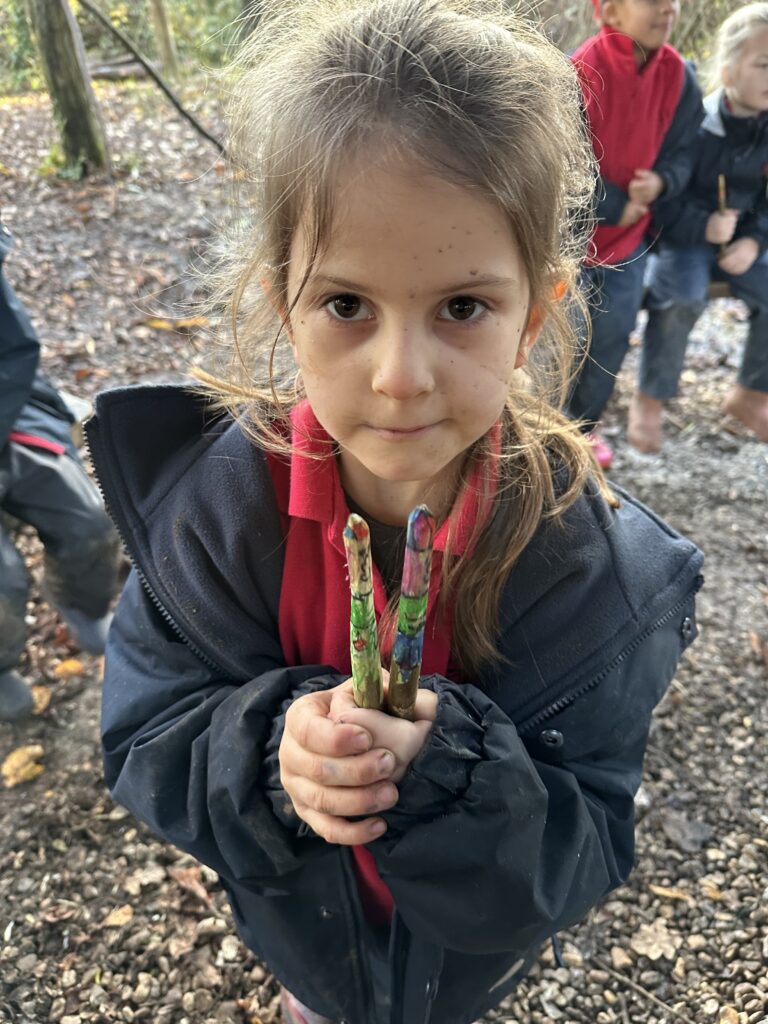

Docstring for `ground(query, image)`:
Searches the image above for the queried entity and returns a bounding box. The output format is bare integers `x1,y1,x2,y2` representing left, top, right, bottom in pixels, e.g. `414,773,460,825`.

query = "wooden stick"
717,173,727,259
343,515,384,710
387,506,435,720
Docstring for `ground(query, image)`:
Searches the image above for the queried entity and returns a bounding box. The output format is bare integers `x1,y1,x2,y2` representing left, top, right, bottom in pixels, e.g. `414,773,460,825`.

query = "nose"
370,321,436,401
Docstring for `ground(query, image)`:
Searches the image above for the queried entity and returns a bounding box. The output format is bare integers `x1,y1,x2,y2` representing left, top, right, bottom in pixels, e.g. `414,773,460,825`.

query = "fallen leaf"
143,315,209,331
31,686,51,714
2,745,45,788
630,919,682,961
103,904,134,928
700,882,724,901
53,659,85,679
648,884,693,903
168,865,213,907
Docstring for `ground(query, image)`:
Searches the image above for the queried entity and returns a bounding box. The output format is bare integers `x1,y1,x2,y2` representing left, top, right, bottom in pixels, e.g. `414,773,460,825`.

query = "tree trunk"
25,0,110,174
148,0,179,78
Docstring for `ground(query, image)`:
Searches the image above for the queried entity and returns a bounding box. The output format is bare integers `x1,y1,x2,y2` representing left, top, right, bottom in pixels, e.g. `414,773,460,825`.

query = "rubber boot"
0,669,34,722
56,606,113,655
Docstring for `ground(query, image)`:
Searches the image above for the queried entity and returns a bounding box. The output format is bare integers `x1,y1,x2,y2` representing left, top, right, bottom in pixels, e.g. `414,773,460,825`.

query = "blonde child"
86,2,703,1022
629,3,768,451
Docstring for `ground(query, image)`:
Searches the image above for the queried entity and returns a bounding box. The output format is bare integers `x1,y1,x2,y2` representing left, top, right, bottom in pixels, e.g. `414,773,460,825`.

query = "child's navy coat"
88,385,703,1024
654,88,768,251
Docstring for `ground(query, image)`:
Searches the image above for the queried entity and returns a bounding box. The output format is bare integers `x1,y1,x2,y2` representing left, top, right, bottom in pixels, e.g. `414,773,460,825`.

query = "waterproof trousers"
0,440,120,672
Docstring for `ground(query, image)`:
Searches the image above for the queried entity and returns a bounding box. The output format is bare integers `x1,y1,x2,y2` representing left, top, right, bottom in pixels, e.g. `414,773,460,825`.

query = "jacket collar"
703,89,726,137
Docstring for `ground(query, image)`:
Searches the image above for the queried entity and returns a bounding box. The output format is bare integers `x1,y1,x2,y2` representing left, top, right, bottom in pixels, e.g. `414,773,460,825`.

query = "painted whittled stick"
718,174,728,259
388,505,435,720
344,514,384,710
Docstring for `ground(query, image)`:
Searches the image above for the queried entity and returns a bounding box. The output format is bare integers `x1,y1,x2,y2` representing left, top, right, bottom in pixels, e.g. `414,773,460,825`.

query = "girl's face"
723,25,768,117
286,157,534,525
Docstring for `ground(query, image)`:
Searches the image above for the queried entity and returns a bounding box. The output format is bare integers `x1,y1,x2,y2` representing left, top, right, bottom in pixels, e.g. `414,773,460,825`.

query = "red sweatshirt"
267,401,495,925
572,27,685,265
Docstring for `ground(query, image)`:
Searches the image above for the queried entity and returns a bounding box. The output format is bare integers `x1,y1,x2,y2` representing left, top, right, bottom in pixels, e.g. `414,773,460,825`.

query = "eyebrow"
308,273,519,294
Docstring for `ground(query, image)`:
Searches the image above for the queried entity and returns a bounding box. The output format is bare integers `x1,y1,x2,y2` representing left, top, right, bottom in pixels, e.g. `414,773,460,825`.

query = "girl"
629,2,768,453
86,2,703,1023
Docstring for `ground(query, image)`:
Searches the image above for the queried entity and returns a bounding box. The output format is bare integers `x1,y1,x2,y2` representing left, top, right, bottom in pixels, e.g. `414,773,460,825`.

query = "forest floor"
0,84,766,1024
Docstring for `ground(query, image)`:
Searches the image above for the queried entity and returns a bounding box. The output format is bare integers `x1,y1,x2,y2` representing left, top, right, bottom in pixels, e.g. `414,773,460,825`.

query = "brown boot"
628,392,663,453
722,385,768,442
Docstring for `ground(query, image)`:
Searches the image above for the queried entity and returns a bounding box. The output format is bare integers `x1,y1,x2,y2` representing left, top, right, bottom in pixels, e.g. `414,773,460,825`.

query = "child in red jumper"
567,0,703,466
88,3,703,1023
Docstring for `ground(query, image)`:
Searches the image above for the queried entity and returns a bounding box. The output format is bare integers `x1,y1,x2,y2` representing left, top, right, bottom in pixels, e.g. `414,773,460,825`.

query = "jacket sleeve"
736,190,768,253
365,608,694,956
0,256,40,444
652,62,704,202
652,133,712,247
595,177,629,226
102,570,347,889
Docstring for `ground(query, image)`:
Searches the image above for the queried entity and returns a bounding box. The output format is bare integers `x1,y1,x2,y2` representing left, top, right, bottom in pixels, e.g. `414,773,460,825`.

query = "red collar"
283,400,499,556
597,25,668,70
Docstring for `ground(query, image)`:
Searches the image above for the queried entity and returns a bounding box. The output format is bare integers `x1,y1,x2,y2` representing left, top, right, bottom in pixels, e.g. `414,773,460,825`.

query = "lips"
369,423,438,438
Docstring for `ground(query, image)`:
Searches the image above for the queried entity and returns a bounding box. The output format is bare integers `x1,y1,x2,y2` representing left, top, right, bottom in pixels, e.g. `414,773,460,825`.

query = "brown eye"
331,294,364,319
441,296,483,321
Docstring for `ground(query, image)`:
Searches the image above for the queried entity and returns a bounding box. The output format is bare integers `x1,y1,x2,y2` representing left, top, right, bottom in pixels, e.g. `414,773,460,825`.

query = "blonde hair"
709,2,768,92
200,0,610,675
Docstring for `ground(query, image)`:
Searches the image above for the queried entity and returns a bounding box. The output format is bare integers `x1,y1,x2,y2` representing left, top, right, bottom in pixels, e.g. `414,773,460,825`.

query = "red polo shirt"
267,401,495,924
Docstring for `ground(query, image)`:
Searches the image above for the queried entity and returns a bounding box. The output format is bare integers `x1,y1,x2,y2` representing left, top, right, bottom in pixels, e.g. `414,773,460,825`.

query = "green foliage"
36,140,86,180
0,0,246,96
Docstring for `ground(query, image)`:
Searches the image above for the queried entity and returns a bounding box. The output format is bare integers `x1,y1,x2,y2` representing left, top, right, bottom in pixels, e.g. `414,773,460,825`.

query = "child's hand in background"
628,169,665,205
617,199,649,227
329,674,437,784
717,236,759,276
279,680,399,845
706,209,739,245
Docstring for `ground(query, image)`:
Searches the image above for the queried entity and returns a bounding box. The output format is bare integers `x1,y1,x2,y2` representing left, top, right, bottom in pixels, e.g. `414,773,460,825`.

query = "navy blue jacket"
654,89,768,252
0,222,76,455
86,385,703,1024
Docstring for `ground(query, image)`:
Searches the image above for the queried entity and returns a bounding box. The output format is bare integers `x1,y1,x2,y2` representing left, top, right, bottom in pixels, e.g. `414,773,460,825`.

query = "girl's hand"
706,209,739,245
617,199,649,228
718,236,760,276
329,674,437,784
628,169,665,205
279,681,399,845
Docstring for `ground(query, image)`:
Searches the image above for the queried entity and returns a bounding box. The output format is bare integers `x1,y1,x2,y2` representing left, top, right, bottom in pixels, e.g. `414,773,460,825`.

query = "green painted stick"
343,514,384,710
387,505,435,720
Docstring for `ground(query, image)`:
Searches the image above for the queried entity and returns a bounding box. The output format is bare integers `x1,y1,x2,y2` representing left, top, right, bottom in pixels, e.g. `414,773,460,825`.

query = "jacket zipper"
83,426,229,678
517,573,704,737
338,849,378,1024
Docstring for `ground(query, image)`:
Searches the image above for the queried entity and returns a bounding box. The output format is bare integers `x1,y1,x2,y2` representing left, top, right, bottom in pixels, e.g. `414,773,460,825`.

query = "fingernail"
352,731,370,752
378,752,395,776
370,821,386,838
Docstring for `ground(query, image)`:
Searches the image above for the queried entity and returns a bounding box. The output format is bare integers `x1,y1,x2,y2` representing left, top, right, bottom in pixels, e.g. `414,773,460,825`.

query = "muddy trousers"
640,244,768,400
0,440,121,672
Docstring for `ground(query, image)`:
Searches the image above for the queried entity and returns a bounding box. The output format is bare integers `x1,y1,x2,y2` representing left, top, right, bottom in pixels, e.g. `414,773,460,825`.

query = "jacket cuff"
380,677,488,836
261,672,347,831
